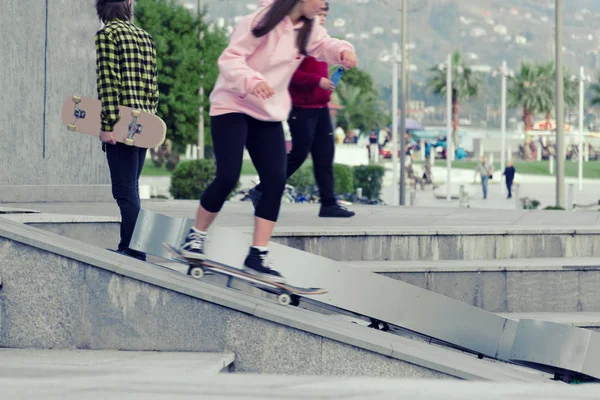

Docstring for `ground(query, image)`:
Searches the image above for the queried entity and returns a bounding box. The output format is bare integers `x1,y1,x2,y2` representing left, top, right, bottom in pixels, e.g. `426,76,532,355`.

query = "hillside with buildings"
180,0,600,125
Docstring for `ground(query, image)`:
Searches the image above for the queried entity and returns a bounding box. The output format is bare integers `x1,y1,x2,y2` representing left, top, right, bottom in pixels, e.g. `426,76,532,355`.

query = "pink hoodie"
209,2,355,122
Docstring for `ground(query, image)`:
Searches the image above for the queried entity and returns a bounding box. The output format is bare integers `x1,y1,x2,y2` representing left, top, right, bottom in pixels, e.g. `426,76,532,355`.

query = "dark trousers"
257,106,336,206
506,179,513,198
202,113,287,222
105,142,147,259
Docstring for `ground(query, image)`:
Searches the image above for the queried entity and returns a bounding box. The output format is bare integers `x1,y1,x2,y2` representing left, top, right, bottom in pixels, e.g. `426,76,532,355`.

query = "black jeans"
105,142,147,259
201,113,287,222
257,106,336,206
506,179,513,197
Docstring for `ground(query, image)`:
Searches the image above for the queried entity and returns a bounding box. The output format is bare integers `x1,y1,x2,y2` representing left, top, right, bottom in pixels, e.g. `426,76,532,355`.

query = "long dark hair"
95,0,132,24
252,0,314,55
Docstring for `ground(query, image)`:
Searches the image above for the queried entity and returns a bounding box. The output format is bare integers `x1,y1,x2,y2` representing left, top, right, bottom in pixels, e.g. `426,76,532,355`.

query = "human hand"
252,81,275,100
340,50,357,69
319,78,336,91
100,130,117,145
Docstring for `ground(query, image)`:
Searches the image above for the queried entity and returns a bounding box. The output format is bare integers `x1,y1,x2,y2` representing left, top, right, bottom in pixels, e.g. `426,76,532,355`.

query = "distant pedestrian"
503,160,516,199
474,156,493,199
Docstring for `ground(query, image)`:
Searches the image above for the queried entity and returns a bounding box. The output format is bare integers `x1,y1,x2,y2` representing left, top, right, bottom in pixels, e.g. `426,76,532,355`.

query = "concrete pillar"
0,0,110,202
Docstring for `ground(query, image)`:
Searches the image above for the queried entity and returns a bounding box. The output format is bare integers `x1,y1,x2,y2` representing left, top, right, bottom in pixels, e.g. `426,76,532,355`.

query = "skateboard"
61,95,166,148
163,243,327,306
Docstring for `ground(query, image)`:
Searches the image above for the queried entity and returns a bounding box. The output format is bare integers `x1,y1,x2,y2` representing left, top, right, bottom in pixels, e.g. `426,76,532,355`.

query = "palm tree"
589,71,600,107
334,83,389,133
508,61,579,159
538,63,579,126
427,50,480,150
508,61,552,159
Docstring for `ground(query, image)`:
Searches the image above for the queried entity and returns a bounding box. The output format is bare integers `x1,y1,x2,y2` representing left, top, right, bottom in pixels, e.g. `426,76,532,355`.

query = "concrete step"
0,349,236,375
0,217,556,383
6,201,600,262
346,258,600,313
5,370,599,400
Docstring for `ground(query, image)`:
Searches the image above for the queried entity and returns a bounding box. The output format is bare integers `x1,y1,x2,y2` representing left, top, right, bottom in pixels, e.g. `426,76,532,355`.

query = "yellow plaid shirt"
95,19,158,132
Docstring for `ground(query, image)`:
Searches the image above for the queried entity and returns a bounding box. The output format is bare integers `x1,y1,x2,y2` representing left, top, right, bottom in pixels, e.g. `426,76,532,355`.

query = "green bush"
544,205,565,210
169,159,239,200
287,165,315,193
353,165,385,199
333,163,354,195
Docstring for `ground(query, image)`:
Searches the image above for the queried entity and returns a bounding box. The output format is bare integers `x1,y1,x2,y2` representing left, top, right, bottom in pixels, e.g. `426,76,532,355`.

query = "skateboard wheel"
189,266,205,279
67,124,76,131
131,109,141,117
278,294,292,306
124,138,134,146
73,96,81,103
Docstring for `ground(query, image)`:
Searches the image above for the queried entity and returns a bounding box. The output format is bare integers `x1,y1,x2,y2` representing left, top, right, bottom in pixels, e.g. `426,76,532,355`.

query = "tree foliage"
427,50,480,148
135,0,227,155
508,60,579,159
330,66,390,132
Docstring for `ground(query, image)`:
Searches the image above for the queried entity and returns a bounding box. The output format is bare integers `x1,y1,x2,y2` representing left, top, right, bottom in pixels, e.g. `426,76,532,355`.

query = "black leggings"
257,106,336,206
201,113,287,222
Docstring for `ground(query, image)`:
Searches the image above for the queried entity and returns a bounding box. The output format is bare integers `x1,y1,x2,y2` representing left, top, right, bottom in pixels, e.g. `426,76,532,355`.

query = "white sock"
252,245,268,252
192,227,207,235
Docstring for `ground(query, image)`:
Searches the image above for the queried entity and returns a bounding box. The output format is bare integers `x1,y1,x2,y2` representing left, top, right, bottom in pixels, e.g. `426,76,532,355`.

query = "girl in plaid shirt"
95,0,159,261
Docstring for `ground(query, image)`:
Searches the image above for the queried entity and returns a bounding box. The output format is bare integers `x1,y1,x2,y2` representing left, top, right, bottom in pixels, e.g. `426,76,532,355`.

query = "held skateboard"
61,95,167,148
163,243,327,306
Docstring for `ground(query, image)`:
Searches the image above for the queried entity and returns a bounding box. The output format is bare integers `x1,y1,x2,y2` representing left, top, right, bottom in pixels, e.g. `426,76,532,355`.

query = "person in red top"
249,1,355,218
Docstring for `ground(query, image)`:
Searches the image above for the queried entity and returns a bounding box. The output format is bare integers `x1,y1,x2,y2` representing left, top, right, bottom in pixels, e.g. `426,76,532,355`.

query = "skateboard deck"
163,243,327,306
61,95,166,148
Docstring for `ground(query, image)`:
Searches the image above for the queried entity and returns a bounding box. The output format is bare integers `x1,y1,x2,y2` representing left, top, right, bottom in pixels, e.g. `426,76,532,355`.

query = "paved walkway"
1,349,598,399
381,164,600,210
3,200,600,234
140,165,600,212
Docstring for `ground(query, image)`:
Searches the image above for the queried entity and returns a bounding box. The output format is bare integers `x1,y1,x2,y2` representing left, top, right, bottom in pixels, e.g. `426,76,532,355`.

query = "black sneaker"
180,227,207,260
319,204,355,218
248,186,262,209
108,248,146,262
243,247,286,284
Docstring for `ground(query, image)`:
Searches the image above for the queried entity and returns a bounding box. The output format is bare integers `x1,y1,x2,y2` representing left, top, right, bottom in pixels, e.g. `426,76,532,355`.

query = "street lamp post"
197,0,205,159
578,66,585,191
446,54,452,201
399,0,408,205
500,60,507,195
391,43,399,206
555,0,565,208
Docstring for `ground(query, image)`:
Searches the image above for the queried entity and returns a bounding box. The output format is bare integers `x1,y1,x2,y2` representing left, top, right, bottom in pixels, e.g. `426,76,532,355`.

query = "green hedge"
169,159,240,200
287,165,315,193
333,163,354,195
353,165,385,200
286,163,384,199
170,159,386,201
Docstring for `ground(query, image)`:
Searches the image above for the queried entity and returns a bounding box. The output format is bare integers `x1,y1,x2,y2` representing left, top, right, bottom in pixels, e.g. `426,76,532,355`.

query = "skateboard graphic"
61,95,166,148
163,243,327,306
